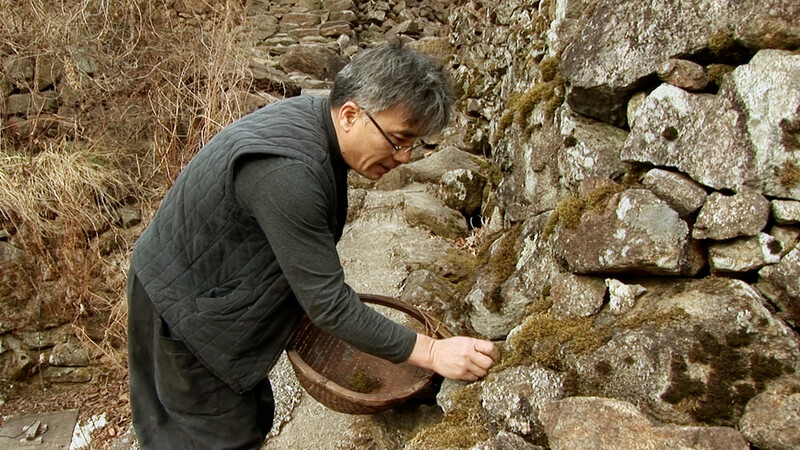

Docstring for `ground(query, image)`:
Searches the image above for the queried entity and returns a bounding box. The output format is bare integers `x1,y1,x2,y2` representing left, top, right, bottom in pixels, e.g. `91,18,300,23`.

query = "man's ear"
336,101,360,132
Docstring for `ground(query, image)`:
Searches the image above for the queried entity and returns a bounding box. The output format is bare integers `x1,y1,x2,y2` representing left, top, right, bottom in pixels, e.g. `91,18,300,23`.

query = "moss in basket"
349,369,382,393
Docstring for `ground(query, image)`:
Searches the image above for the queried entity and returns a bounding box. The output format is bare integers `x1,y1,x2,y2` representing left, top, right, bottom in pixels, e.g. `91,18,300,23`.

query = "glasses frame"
363,110,421,155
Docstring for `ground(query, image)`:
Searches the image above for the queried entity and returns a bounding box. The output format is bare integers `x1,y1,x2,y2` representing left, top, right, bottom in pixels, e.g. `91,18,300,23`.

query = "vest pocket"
154,318,226,416
195,277,254,316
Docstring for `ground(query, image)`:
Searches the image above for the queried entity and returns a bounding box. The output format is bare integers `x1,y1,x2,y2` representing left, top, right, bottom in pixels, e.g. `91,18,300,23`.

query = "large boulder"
739,389,800,450
554,188,705,276
620,83,754,192
568,278,800,426
693,191,771,241
561,0,799,127
757,246,800,328
727,50,800,201
480,365,566,442
621,50,800,200
557,110,630,191
540,397,749,450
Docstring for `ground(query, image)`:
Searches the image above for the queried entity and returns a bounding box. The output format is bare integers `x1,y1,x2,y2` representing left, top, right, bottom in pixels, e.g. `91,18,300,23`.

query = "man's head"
330,40,454,137
330,41,454,179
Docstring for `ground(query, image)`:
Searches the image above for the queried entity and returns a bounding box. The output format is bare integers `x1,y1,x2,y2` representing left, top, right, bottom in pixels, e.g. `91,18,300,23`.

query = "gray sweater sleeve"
234,156,417,364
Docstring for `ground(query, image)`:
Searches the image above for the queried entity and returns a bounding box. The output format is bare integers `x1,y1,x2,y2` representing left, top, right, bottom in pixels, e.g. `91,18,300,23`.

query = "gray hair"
330,40,454,137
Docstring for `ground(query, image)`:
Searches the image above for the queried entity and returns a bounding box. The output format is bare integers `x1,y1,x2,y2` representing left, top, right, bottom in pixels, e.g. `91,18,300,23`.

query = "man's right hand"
406,334,500,381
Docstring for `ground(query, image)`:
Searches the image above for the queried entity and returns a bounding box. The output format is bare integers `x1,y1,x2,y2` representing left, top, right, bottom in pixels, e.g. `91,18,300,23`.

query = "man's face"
334,102,419,180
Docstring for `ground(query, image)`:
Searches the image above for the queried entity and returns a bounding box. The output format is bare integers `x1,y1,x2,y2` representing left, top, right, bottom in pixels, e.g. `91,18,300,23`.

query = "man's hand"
407,333,500,381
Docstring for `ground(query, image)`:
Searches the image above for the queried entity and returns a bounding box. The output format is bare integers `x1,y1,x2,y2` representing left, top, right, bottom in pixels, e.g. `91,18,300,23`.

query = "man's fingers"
473,340,501,362
472,352,495,371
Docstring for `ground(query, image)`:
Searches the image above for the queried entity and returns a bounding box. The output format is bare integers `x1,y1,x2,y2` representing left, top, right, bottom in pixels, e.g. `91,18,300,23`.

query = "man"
127,40,500,449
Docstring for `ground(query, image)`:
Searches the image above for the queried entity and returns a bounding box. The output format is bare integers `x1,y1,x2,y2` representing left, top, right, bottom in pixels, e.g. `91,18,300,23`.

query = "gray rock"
115,205,141,229
657,59,708,91
739,391,800,450
626,91,648,130
280,12,320,27
41,366,93,383
467,228,531,340
769,225,800,257
540,397,750,450
329,10,356,23
290,27,322,39
278,44,345,80
481,366,566,440
757,246,800,328
439,169,487,217
17,326,70,350
495,126,564,220
471,431,544,450
34,55,62,91
468,286,521,341
71,52,99,75
436,378,474,416
319,21,352,38
735,0,800,50
570,278,800,426
708,233,783,273
403,191,469,238
560,0,723,126
2,55,34,85
557,110,630,191
399,269,469,336
511,213,566,302
726,50,800,201
772,200,800,224
693,191,770,240
48,341,92,367
377,147,491,191
641,168,707,218
621,84,754,192
555,189,704,276
0,349,35,381
550,273,606,319
323,0,355,12
605,278,646,315
0,240,23,268
6,93,32,116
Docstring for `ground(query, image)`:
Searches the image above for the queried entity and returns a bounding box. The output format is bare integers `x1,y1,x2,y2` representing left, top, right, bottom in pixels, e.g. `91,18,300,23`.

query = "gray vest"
131,95,347,393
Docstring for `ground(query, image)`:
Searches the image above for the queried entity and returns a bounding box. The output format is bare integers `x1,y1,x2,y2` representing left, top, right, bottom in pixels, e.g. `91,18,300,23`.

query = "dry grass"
0,0,271,439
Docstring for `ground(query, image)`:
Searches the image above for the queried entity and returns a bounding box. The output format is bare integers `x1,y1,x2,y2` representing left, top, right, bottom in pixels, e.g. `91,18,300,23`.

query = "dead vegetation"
1,0,271,441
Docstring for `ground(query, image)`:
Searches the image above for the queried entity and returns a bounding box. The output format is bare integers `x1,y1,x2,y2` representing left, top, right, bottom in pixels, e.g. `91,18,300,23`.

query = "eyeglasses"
363,110,422,155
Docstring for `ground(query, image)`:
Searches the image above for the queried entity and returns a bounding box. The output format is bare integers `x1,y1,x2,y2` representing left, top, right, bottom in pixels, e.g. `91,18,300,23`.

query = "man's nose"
393,150,413,164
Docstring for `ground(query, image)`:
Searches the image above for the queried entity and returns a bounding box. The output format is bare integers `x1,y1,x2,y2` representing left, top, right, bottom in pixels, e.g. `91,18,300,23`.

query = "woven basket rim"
286,293,451,413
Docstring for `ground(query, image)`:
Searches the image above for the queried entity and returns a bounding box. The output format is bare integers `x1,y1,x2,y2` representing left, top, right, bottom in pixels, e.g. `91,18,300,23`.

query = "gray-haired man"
127,40,499,449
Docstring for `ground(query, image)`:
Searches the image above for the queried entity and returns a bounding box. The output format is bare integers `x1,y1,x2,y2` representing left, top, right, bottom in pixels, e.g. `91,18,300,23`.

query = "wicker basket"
286,293,452,415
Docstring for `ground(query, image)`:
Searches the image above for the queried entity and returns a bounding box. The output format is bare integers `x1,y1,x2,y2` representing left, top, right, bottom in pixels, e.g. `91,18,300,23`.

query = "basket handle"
359,293,453,339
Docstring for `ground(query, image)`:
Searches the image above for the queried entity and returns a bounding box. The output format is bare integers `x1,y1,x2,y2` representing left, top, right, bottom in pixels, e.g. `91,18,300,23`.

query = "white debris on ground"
70,413,108,450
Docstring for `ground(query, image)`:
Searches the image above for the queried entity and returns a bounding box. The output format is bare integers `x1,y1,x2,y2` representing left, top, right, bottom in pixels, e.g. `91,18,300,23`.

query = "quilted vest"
130,95,347,393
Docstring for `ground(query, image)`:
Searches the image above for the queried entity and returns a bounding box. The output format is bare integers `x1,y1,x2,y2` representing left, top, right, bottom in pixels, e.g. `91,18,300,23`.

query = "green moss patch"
348,369,382,393
495,59,565,143
476,224,524,313
778,162,800,190
499,312,594,370
706,63,734,87
543,182,625,238
408,383,488,449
